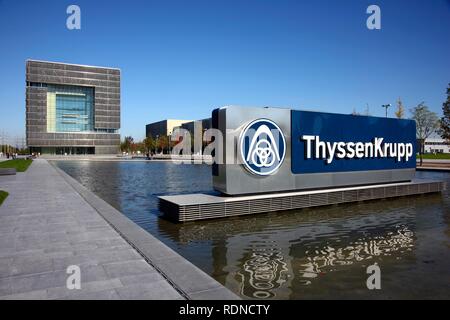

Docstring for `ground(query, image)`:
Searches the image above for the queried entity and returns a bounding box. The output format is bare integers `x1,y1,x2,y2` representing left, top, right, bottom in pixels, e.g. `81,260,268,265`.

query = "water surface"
53,160,450,299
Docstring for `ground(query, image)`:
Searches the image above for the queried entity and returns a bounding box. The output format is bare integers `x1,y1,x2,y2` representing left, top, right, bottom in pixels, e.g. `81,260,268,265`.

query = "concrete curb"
52,163,240,300
0,168,16,176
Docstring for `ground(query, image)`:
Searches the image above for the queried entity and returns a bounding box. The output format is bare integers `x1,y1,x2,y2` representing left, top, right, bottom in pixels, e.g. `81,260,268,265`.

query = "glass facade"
46,84,94,133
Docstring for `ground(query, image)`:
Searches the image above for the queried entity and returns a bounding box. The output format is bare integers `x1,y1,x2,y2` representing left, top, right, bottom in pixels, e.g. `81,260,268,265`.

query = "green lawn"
419,153,450,160
0,190,8,206
0,159,33,172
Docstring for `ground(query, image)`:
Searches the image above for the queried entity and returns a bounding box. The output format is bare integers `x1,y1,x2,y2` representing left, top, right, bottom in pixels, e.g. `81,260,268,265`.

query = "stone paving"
0,160,188,300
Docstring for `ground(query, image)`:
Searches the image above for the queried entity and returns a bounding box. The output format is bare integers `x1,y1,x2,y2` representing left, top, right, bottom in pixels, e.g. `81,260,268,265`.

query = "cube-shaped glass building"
26,60,120,155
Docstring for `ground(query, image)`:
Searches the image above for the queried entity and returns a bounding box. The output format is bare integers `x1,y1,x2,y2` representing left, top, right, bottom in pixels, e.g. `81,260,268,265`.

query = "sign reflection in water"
223,223,415,299
238,248,290,299
297,226,414,285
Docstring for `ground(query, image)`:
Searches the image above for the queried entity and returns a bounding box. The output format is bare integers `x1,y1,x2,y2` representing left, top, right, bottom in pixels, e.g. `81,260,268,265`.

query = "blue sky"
0,0,449,141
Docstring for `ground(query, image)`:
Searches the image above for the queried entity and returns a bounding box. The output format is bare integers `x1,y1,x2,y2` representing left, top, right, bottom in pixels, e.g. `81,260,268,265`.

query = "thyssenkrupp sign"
212,106,416,195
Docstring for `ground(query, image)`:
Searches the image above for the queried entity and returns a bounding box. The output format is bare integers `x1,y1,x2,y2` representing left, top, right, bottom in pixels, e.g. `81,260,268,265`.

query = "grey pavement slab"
0,160,182,300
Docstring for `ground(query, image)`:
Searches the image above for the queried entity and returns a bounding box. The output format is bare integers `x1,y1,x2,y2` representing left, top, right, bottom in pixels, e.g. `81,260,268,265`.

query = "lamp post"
381,104,391,117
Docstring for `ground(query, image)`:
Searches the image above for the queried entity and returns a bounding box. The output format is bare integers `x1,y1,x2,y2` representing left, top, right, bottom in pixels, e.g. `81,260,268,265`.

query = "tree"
120,136,134,153
410,102,440,166
143,136,155,154
395,97,405,119
157,135,169,154
440,84,450,142
135,141,145,154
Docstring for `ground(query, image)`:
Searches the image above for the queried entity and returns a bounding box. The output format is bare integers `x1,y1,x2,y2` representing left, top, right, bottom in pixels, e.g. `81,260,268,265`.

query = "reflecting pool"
53,160,450,299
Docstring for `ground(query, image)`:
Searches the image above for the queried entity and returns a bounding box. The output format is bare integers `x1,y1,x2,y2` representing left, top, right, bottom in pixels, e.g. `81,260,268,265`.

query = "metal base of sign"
159,179,446,223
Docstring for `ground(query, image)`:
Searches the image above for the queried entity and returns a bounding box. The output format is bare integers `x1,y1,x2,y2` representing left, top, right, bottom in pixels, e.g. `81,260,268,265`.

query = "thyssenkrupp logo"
239,119,286,176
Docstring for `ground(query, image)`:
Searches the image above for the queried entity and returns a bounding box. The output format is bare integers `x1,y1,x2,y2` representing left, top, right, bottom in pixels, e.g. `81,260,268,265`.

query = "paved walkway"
0,160,184,299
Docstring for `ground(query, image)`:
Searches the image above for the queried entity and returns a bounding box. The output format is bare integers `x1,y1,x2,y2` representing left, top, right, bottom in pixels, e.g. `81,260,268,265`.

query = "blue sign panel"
291,110,417,174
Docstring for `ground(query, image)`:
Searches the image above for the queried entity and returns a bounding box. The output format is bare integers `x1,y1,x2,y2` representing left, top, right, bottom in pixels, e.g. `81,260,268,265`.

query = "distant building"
26,60,120,155
181,118,212,154
180,118,212,136
145,119,192,138
145,118,212,154
424,138,450,153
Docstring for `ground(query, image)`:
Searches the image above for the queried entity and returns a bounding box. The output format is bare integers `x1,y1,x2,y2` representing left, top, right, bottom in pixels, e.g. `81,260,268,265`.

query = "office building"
26,60,120,154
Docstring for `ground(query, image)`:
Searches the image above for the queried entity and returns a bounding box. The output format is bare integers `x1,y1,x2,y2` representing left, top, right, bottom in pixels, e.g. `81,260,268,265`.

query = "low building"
180,118,212,154
26,60,121,155
180,118,212,136
424,138,450,153
145,119,192,138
